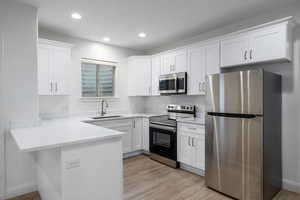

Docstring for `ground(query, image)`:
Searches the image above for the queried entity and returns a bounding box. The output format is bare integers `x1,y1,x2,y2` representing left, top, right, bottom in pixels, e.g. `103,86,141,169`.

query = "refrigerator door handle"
207,112,257,119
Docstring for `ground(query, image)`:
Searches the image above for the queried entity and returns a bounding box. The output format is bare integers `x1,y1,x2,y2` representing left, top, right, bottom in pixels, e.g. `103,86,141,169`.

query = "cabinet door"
127,59,136,96
161,53,174,75
174,49,187,73
193,134,205,170
188,46,205,95
38,44,53,95
220,35,249,67
205,42,220,75
128,57,151,96
151,56,161,96
178,132,194,166
52,46,70,95
249,25,288,63
114,125,132,154
132,118,143,151
142,118,150,152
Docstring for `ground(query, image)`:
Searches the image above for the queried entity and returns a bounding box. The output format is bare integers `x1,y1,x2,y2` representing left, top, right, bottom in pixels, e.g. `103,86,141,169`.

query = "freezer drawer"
206,70,263,115
205,113,263,200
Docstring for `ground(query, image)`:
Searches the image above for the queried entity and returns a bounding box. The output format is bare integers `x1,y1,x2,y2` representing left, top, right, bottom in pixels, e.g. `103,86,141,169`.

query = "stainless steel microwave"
159,72,187,95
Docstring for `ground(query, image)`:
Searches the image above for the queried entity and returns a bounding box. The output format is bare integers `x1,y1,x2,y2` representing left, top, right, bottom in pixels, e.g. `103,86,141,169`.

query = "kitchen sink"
90,115,122,120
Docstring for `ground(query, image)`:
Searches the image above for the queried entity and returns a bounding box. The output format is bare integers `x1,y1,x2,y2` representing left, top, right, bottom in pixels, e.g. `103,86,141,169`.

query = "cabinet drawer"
178,123,204,135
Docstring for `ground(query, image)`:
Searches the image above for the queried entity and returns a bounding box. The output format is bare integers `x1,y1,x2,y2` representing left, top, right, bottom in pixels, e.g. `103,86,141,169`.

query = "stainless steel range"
149,104,196,168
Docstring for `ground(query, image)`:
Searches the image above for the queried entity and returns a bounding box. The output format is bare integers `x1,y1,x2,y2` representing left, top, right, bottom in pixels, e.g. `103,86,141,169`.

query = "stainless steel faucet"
100,99,108,116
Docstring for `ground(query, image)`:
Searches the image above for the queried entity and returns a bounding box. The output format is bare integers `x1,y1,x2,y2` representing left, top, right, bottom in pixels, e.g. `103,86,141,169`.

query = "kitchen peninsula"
10,117,124,200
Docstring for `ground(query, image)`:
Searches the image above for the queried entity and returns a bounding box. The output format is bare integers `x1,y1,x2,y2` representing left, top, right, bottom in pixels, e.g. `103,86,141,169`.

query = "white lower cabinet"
193,134,205,170
132,118,143,151
179,132,194,165
142,118,150,152
115,125,132,153
92,119,133,153
178,123,205,171
91,117,146,154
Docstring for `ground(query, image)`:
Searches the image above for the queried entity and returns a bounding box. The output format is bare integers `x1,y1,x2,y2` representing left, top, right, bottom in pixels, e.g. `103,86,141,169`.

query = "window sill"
80,96,120,102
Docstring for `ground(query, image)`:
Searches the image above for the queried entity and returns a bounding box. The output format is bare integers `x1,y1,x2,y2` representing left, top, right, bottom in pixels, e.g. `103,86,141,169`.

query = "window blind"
81,62,115,97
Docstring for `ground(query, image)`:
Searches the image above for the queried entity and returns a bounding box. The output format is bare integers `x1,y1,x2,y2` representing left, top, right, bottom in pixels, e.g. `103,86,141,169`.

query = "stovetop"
149,115,177,127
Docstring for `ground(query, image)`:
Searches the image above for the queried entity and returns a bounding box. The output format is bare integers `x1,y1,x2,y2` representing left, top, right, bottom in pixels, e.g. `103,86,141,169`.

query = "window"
81,59,116,97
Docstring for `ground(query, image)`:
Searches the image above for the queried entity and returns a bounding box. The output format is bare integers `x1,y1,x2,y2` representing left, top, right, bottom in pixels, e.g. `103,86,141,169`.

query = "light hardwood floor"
124,155,300,200
7,155,300,200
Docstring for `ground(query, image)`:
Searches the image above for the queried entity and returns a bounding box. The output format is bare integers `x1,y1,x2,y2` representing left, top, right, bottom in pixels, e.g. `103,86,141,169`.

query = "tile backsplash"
144,95,205,118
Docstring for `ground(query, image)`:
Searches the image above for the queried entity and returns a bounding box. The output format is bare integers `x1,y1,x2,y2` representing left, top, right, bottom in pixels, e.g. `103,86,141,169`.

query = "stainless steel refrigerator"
205,70,282,200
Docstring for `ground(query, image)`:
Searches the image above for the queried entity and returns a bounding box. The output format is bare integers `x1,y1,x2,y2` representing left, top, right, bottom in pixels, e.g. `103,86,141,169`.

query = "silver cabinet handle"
50,82,53,92
188,127,197,131
202,82,206,92
55,82,58,92
192,138,195,147
250,49,253,60
199,82,201,92
133,120,135,128
244,50,247,61
188,136,191,146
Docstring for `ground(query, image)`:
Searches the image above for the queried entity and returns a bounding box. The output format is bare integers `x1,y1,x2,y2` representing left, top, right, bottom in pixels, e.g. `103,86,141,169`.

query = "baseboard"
123,150,143,159
283,179,300,193
180,163,205,176
5,182,37,199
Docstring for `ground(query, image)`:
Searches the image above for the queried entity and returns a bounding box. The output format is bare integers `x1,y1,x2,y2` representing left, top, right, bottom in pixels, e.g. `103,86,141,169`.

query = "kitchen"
1,0,300,200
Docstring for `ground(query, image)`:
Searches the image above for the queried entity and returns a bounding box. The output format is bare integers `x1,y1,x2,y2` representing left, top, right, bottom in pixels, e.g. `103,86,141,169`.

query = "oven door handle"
150,124,176,133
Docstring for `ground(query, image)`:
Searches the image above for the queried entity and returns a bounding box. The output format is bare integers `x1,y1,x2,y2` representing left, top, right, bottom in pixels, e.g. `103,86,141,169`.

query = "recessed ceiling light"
71,12,82,20
103,37,110,42
138,32,147,38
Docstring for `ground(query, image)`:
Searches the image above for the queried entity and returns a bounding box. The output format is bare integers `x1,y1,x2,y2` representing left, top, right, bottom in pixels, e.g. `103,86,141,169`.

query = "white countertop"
11,113,163,153
176,117,205,125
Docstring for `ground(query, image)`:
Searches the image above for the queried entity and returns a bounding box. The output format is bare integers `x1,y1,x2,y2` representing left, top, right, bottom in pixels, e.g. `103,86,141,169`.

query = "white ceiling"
17,0,296,51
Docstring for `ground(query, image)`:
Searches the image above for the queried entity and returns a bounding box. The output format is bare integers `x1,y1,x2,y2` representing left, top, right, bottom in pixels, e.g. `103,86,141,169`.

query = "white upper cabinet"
151,55,161,96
174,49,188,73
38,39,71,95
161,49,187,74
205,42,220,75
249,24,291,63
220,36,249,67
128,56,152,96
161,53,174,75
188,45,205,95
52,46,70,95
188,41,220,95
38,44,52,95
127,18,293,96
221,20,293,68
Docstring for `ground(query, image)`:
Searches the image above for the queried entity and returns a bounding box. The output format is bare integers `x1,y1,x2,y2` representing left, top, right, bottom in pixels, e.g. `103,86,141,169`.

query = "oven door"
159,74,177,94
149,124,177,160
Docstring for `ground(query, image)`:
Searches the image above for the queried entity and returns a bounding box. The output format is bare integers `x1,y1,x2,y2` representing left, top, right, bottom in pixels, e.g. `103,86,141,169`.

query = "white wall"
0,0,38,199
144,1,300,193
38,29,146,119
